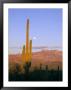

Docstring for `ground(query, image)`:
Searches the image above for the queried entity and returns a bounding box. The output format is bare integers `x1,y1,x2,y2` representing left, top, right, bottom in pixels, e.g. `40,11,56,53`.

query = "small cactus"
40,64,42,70
46,65,48,70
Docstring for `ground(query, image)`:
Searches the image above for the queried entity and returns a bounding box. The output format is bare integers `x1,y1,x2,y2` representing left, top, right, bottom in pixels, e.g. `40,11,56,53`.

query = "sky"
8,8,62,54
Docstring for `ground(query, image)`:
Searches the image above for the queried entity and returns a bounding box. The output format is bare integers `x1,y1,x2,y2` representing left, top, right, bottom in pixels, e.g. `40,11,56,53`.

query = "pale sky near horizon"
8,8,62,54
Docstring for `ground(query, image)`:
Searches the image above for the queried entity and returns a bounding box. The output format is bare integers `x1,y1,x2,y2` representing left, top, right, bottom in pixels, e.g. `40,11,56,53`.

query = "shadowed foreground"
9,50,62,81
9,64,62,81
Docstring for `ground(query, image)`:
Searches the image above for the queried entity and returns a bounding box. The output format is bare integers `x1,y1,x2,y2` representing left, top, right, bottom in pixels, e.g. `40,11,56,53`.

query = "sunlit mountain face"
9,49,62,71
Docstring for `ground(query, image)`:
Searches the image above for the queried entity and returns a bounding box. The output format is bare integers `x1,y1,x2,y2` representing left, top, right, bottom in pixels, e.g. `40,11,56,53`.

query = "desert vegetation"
9,61,62,81
9,50,62,81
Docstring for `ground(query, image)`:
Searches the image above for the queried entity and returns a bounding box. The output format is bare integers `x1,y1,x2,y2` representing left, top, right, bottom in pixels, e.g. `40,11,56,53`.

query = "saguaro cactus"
23,62,31,80
21,18,32,80
22,18,32,63
25,18,29,62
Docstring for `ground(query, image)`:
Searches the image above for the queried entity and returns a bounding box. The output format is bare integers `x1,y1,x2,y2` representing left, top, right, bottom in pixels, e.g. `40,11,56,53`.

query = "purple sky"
8,8,62,54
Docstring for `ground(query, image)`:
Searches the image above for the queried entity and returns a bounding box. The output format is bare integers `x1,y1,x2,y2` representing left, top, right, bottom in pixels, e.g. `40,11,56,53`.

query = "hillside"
9,50,62,70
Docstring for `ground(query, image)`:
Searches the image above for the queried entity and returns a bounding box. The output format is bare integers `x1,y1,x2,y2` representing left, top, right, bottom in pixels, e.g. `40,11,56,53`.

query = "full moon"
33,37,37,40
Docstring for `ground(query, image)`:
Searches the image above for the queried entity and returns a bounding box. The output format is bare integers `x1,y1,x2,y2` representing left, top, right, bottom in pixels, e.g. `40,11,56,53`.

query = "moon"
33,36,37,40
